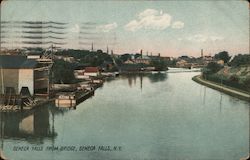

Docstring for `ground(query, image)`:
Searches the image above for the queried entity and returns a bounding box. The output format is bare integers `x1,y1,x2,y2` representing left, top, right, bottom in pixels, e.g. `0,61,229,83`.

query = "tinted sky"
1,0,249,57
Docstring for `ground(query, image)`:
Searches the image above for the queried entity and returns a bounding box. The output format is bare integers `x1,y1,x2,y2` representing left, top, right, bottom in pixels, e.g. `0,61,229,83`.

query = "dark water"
0,72,249,160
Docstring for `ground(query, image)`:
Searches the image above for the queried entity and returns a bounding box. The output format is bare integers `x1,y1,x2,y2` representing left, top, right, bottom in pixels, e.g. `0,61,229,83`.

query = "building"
203,55,213,61
74,69,85,79
176,59,189,68
54,55,75,63
124,59,134,64
84,67,101,77
217,60,225,65
134,55,151,65
161,56,172,61
0,55,51,97
134,58,150,65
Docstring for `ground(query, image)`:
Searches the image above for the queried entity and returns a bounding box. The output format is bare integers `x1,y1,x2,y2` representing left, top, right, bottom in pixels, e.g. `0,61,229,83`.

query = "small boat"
55,89,95,108
55,92,76,108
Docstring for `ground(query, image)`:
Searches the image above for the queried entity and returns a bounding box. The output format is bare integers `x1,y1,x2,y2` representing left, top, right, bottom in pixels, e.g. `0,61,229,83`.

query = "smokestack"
201,49,203,58
140,49,142,58
91,42,94,52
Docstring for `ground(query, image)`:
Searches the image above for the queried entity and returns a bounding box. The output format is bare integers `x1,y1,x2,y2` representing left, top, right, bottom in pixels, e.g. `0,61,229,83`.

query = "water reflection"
125,72,168,88
147,72,167,83
203,86,206,105
0,105,59,145
219,93,223,112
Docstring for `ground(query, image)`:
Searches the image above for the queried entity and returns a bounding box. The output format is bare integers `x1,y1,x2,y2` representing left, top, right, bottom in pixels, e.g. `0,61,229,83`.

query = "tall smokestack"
140,49,142,58
91,42,94,52
201,49,203,58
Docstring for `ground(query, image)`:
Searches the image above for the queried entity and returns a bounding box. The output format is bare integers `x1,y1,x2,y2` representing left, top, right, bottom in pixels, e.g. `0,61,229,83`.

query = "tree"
97,49,103,54
243,78,250,92
214,51,231,63
120,54,131,62
150,60,168,71
203,62,223,75
229,54,250,67
52,60,76,84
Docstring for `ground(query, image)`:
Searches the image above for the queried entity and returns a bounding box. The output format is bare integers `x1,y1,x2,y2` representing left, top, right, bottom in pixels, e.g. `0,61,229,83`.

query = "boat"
55,89,94,108
55,92,76,108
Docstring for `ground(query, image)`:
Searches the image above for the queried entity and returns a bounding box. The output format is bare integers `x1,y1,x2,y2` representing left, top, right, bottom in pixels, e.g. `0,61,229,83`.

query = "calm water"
0,72,249,160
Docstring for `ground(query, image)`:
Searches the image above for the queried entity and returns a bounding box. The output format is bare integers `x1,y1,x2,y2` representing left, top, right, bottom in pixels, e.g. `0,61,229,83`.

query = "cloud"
187,34,207,42
138,9,159,19
186,34,224,42
172,21,184,29
97,22,117,32
124,9,172,31
70,24,80,33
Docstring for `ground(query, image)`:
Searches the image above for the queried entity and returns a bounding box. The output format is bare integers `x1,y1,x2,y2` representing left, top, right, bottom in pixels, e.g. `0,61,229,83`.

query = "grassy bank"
192,75,250,102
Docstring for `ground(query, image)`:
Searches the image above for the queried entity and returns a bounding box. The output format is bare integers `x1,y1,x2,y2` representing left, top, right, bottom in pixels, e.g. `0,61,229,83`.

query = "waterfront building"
0,55,51,98
84,67,101,77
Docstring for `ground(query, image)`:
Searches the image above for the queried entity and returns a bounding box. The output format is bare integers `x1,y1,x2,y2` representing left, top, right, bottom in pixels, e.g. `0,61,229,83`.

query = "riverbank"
192,75,250,102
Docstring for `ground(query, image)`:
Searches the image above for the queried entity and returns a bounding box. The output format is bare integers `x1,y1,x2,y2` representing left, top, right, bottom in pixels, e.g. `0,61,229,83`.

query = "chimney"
91,42,94,52
201,49,203,58
140,49,143,58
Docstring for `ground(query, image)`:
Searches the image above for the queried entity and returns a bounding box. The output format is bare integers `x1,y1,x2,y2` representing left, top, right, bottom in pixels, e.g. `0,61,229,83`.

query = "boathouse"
0,55,51,97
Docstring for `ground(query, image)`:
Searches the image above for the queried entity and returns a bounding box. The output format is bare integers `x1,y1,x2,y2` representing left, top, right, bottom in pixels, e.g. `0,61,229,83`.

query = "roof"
0,55,38,69
85,67,99,73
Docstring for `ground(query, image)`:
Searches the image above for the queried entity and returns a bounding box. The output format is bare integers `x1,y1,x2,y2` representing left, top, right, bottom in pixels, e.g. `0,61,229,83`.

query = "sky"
1,0,249,57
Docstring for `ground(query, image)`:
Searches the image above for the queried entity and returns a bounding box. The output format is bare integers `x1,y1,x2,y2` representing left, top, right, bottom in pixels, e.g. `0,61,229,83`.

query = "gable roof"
0,55,38,69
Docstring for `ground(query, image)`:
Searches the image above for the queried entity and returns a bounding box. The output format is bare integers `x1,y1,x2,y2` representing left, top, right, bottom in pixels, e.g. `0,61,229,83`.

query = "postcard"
0,0,249,160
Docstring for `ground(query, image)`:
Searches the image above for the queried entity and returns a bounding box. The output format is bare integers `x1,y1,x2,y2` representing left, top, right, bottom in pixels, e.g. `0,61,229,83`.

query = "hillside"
216,65,250,83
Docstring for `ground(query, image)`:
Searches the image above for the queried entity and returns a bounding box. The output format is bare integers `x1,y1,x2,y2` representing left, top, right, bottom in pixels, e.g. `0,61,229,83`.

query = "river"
0,71,249,160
